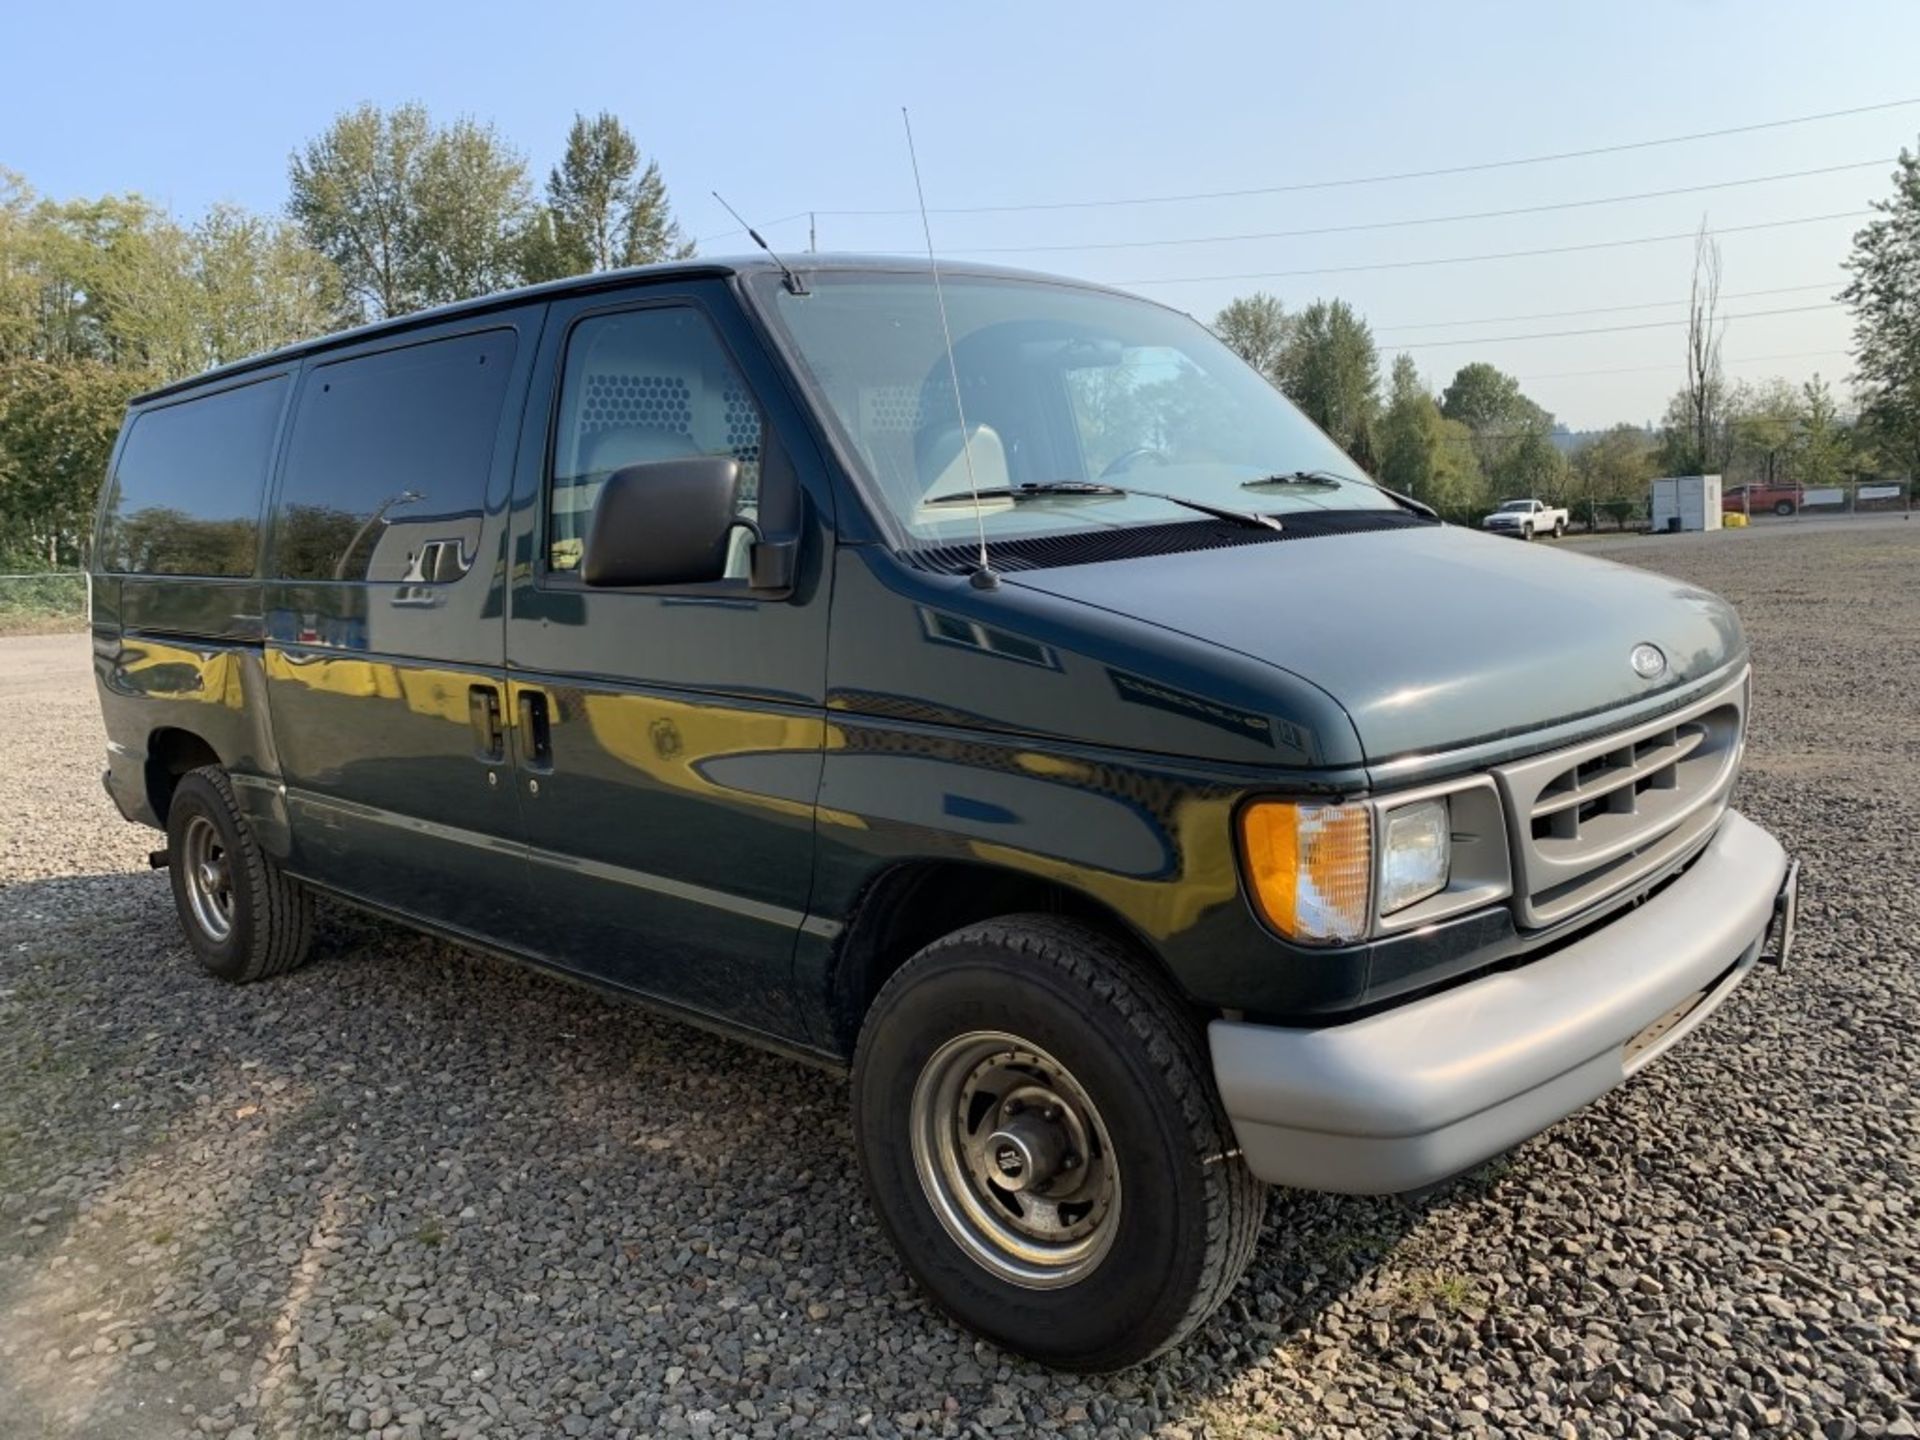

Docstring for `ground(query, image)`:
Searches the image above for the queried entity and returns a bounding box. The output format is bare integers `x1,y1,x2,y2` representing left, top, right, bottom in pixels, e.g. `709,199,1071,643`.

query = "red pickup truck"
1722,482,1803,516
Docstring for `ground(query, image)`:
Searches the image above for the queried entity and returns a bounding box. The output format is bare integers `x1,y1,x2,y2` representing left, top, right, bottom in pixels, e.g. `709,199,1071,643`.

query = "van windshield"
752,271,1396,545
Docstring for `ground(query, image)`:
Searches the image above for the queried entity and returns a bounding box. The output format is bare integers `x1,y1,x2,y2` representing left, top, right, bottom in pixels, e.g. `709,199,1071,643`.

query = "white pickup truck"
1482,497,1569,540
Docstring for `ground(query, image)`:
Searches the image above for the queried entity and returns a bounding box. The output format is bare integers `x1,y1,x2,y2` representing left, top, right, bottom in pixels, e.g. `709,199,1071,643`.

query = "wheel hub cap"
179,813,235,943
908,1032,1121,1289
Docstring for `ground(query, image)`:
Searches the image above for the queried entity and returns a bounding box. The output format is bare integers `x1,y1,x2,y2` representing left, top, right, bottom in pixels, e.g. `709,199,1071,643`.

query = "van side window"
100,375,288,576
272,329,516,583
547,308,764,576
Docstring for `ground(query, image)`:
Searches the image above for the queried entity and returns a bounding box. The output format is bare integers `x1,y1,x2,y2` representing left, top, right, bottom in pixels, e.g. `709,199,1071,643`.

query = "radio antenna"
901,108,997,590
711,192,808,295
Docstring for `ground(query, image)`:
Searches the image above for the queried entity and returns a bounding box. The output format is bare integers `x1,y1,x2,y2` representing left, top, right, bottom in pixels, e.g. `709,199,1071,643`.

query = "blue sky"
6,0,1917,428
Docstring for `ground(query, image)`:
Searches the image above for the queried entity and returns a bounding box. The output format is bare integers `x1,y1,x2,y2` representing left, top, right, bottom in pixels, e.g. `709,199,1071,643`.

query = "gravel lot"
3,526,1917,1440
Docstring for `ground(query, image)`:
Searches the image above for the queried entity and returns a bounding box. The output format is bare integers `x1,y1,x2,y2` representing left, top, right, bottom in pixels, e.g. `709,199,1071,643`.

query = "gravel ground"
2,527,1917,1440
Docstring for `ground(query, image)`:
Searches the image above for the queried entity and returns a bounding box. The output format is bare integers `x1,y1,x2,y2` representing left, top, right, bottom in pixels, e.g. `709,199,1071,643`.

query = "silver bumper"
1211,809,1790,1194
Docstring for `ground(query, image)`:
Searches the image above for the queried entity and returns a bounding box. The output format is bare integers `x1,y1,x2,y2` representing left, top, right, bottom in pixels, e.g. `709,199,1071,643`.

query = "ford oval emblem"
1630,643,1667,680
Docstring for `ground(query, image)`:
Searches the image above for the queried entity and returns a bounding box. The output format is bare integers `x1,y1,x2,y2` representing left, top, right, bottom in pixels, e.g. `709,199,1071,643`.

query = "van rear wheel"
166,766,313,983
851,915,1264,1371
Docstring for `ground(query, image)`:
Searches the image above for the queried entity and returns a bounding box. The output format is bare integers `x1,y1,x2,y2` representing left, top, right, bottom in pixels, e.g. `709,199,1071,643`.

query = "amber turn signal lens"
1238,800,1373,944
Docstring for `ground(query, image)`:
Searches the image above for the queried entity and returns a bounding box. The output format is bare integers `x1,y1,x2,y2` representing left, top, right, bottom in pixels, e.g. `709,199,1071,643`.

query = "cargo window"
100,375,288,576
547,307,764,577
272,329,516,583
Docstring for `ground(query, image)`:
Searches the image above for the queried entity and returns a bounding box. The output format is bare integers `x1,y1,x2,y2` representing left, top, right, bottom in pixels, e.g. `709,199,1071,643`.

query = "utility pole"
809,212,817,253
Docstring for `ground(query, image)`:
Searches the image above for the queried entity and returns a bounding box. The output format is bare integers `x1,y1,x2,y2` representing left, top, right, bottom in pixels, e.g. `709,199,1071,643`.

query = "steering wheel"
1100,446,1170,478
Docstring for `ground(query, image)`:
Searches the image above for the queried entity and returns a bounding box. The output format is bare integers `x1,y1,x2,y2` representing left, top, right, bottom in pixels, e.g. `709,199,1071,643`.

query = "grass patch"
1396,1267,1488,1315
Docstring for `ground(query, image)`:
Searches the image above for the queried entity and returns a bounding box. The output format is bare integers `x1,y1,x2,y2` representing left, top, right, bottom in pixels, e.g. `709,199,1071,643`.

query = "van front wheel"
851,916,1264,1371
166,766,313,983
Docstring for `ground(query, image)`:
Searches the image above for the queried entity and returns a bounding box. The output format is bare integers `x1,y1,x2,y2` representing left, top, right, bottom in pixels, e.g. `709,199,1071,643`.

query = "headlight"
1239,782,1506,944
1238,800,1372,944
1378,799,1451,914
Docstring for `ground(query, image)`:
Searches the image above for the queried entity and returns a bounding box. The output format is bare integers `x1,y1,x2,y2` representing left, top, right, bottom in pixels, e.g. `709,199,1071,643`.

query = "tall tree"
523,112,693,282
1376,354,1484,516
1841,146,1920,483
289,103,532,319
1439,360,1558,495
1212,292,1292,381
1280,299,1379,458
1680,219,1727,473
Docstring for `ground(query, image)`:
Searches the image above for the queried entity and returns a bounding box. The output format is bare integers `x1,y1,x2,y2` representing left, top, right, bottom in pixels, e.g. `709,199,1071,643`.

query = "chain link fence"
1783,479,1915,518
0,572,90,634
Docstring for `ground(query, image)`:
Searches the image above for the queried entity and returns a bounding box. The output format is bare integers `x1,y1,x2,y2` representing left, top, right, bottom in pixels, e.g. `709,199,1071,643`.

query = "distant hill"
1549,424,1659,456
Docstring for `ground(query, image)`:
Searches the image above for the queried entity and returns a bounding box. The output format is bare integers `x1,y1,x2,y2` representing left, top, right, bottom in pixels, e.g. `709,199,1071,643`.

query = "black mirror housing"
582,457,740,588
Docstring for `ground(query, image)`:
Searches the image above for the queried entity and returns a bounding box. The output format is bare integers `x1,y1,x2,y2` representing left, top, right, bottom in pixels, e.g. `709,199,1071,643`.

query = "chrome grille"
1494,671,1746,927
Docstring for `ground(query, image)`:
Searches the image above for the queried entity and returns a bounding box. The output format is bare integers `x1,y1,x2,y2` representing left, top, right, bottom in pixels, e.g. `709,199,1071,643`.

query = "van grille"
1493,671,1746,927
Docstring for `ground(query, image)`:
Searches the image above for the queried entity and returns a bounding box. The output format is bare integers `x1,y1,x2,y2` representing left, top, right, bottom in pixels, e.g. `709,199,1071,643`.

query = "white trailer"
1650,474,1723,533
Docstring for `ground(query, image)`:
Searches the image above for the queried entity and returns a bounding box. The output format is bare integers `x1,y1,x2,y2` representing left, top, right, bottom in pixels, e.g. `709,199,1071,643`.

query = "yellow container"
1723,512,1749,528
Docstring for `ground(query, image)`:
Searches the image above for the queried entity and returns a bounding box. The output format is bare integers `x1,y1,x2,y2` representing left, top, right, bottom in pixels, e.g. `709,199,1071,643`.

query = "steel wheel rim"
909,1030,1121,1289
180,814,234,943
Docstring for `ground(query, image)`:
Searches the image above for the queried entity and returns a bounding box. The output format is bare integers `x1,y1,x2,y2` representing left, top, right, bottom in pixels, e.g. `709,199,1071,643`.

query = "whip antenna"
901,108,997,589
711,192,808,295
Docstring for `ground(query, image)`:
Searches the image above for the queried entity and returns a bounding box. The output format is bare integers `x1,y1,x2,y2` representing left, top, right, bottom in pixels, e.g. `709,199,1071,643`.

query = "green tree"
1211,292,1292,381
522,113,694,282
1792,374,1851,490
1280,299,1378,458
1438,361,1530,434
1725,377,1802,487
1841,146,1920,482
1570,424,1656,529
289,103,532,319
1376,354,1484,516
0,357,143,566
1438,360,1558,493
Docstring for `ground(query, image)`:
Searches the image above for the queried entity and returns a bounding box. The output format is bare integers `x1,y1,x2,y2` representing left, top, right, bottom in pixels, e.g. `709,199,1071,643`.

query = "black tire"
1521,523,1534,541
1553,519,1566,539
852,915,1265,1371
1774,499,1796,516
166,765,313,983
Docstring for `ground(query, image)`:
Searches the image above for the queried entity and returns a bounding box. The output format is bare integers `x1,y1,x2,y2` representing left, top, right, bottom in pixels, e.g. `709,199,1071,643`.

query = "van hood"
1004,523,1745,764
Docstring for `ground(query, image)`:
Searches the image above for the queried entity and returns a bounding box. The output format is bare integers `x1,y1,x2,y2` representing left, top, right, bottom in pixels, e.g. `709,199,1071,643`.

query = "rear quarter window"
99,375,289,576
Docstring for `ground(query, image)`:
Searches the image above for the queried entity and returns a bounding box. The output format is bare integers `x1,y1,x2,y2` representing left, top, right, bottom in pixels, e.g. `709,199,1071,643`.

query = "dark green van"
89,256,1795,1370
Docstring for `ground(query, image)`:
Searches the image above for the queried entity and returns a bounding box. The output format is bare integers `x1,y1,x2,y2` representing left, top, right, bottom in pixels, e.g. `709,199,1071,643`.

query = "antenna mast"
711,192,809,296
901,108,996,590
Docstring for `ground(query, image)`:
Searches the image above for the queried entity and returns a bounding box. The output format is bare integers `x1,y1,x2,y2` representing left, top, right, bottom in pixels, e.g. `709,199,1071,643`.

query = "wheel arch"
145,726,224,825
823,858,1185,1054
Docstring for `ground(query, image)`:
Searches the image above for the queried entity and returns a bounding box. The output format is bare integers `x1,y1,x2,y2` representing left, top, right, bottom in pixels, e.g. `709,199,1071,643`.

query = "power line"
1374,281,1841,334
1117,209,1871,287
1517,348,1852,383
803,97,1920,218
947,160,1891,255
1390,302,1844,351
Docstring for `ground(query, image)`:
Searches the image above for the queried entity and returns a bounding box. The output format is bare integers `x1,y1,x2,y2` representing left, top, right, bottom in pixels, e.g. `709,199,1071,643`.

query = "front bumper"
1210,809,1790,1194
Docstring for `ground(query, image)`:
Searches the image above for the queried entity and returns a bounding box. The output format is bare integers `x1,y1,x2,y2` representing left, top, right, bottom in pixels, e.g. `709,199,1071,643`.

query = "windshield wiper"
924,480,1281,531
1241,469,1439,520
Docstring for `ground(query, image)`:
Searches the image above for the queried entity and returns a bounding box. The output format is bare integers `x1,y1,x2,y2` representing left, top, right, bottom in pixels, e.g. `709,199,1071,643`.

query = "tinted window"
548,308,764,575
101,375,287,575
273,329,516,582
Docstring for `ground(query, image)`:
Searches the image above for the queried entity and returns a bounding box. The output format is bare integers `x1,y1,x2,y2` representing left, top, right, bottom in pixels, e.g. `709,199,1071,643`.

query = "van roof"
132,254,1138,406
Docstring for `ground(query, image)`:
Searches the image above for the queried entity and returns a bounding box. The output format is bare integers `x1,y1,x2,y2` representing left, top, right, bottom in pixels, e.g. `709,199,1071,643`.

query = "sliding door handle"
518,690,553,770
468,684,504,762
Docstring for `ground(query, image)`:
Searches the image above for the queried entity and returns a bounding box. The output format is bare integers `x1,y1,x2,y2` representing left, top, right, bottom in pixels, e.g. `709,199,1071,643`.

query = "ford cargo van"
89,256,1796,1370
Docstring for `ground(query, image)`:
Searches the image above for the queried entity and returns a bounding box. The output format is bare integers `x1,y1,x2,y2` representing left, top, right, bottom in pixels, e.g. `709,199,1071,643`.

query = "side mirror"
582,457,740,588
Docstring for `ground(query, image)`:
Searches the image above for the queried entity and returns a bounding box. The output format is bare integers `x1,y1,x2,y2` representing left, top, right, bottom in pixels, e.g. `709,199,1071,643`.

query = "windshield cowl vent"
904,509,1436,576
